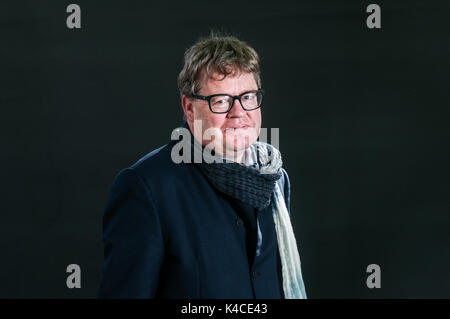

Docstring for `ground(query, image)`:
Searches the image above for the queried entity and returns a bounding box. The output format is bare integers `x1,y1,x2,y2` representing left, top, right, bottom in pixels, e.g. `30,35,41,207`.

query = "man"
99,34,307,298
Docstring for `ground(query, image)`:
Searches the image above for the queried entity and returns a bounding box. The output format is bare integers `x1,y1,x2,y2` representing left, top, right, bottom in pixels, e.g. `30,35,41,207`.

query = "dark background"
1,0,449,298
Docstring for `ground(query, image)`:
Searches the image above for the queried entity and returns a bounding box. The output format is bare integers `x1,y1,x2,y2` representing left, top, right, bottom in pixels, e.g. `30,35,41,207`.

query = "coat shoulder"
128,140,188,180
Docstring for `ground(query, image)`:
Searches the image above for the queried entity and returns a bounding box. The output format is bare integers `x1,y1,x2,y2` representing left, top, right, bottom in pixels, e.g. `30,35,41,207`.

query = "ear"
181,94,195,123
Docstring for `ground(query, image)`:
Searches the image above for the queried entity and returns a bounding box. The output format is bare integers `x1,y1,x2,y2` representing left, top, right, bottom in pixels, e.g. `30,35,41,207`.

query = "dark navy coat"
99,131,292,299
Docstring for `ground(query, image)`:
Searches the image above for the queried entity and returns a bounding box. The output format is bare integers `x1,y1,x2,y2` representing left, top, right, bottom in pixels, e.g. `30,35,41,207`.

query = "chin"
225,129,257,148
224,138,253,155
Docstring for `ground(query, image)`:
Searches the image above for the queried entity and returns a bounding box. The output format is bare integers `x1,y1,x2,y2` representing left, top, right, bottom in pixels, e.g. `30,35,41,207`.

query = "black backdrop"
1,0,449,298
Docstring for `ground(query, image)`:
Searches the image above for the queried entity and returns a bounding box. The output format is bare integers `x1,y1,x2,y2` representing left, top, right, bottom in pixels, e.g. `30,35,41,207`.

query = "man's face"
183,70,262,161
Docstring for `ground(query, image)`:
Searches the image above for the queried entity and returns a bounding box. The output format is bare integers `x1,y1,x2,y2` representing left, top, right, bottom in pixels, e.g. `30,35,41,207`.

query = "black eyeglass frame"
191,89,264,114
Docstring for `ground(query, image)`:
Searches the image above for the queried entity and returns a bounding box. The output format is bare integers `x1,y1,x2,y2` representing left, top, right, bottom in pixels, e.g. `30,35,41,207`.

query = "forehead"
199,69,257,94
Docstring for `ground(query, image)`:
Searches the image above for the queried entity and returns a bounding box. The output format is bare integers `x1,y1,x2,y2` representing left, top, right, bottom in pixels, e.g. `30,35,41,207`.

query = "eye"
211,96,230,106
243,93,256,100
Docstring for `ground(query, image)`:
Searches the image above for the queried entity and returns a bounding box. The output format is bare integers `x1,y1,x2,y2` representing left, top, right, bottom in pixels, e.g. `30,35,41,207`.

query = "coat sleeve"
98,167,164,298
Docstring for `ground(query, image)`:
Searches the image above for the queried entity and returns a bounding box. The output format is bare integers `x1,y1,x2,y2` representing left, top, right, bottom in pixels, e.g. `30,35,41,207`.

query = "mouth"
223,125,250,133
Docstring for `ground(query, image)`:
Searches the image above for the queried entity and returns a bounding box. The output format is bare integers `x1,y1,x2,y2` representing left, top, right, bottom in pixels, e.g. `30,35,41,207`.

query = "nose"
227,98,246,118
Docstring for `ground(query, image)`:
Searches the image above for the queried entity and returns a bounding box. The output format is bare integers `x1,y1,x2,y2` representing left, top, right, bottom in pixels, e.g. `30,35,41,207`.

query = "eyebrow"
201,89,259,96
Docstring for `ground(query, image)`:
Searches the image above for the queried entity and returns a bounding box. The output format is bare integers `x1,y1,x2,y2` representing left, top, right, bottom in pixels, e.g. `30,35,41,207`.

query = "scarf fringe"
272,183,307,299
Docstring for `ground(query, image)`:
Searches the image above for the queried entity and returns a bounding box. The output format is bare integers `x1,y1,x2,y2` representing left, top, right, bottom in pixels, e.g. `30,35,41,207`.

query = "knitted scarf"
186,127,307,299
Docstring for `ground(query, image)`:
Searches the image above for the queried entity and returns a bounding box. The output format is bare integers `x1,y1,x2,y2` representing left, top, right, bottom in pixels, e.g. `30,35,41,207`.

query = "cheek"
251,110,262,128
251,111,262,139
196,113,226,136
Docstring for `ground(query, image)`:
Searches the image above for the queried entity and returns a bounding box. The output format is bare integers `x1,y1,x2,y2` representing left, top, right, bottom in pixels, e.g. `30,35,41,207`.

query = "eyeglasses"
191,89,264,114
